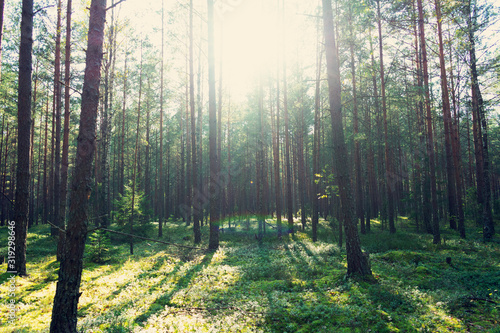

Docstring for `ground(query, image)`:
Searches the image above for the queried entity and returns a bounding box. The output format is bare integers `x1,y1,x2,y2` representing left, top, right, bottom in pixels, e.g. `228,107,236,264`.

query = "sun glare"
216,1,281,99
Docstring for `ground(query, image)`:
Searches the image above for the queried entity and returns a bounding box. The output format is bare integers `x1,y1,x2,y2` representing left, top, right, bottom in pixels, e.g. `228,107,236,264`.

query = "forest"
1,0,500,331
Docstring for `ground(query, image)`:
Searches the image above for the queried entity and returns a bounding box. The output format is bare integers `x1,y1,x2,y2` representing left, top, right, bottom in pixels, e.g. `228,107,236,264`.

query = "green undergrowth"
1,217,499,332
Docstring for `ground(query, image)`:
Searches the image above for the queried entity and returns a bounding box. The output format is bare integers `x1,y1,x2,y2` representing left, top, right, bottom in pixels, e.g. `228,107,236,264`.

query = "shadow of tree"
134,251,214,323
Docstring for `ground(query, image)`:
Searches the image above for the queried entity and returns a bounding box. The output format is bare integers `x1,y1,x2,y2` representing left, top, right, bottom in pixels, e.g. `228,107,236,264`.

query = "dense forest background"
1,0,500,331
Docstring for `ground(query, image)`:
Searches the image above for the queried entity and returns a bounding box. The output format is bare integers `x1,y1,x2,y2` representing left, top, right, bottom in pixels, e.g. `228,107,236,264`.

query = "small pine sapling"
87,229,110,263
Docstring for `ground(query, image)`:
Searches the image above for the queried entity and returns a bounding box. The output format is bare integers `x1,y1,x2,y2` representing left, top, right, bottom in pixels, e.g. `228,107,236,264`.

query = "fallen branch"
99,227,206,250
468,297,498,305
164,305,260,317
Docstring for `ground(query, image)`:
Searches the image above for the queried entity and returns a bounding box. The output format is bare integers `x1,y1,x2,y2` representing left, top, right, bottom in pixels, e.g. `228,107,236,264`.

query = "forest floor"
1,216,500,332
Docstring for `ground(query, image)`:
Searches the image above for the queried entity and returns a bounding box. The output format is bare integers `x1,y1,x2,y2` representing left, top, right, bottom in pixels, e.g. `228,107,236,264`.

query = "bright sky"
115,0,318,101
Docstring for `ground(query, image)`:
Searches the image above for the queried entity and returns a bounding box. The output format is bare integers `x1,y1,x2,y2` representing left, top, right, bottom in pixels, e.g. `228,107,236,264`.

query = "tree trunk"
376,0,395,234
435,0,458,231
272,46,282,238
208,0,219,251
468,1,494,240
60,0,72,238
282,3,293,234
322,0,371,277
189,0,201,243
312,18,321,241
417,0,440,244
12,0,33,277
50,1,107,331
349,7,364,234
448,33,466,238
0,0,5,81
129,45,143,255
158,0,165,237
51,0,62,239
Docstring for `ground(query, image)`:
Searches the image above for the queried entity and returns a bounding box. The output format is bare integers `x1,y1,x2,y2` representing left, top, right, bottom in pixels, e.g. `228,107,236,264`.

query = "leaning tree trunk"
50,1,107,331
322,0,371,277
13,0,33,277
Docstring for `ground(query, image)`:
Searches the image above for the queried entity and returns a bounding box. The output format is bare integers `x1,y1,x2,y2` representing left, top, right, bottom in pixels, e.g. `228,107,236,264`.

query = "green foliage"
2,219,500,332
112,184,147,226
87,229,111,264
314,166,339,199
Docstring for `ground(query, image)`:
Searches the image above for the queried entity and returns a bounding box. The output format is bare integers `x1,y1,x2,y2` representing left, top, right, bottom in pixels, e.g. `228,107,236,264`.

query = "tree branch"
106,0,126,11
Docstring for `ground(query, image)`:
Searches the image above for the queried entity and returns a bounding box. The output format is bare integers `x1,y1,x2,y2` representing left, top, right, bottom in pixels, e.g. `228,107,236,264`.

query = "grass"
0,217,499,332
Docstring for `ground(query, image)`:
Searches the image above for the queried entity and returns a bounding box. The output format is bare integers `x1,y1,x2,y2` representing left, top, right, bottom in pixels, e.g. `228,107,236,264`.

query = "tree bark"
50,0,107,331
12,0,33,277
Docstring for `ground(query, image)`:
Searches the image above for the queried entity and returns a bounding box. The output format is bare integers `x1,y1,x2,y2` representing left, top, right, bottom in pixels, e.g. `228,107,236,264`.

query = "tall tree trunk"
322,0,371,277
208,0,219,251
435,0,458,231
43,96,49,225
190,0,201,243
417,0,440,244
52,0,62,239
158,0,165,237
120,53,127,196
312,17,321,241
273,3,282,237
368,27,380,220
50,1,107,331
29,62,38,228
349,7,364,234
0,0,5,81
129,45,143,255
376,0,395,234
12,0,33,277
448,35,466,238
468,0,494,240
60,0,73,236
145,77,151,219
282,1,293,234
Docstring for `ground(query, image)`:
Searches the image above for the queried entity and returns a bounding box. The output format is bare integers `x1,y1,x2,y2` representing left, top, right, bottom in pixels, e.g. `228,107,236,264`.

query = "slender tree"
467,0,494,240
376,0,395,234
190,0,201,243
417,0,440,243
60,0,73,235
435,0,458,231
208,0,219,250
52,0,62,238
158,0,165,238
0,0,5,81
